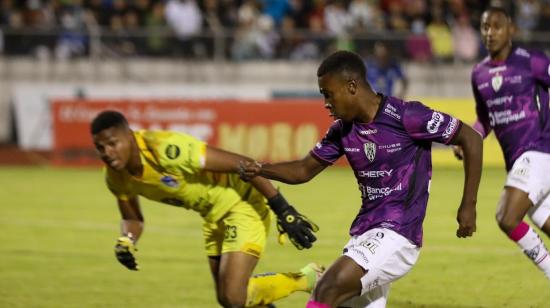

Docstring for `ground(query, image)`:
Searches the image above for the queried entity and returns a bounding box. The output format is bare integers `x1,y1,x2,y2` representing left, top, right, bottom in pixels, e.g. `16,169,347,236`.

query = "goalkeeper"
91,110,322,307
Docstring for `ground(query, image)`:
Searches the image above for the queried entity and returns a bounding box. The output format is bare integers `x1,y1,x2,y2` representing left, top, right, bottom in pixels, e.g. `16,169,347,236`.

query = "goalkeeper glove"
114,234,139,271
268,193,319,250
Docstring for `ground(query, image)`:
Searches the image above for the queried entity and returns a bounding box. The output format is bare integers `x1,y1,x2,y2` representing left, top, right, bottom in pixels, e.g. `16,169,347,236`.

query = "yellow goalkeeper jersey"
105,130,266,223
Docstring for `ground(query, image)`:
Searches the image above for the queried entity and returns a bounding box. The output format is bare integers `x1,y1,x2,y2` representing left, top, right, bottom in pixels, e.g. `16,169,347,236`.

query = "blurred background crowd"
1,0,549,62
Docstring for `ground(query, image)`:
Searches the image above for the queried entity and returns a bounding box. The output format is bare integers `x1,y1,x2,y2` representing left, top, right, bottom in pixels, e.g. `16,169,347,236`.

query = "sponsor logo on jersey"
477,82,489,90
363,142,376,162
345,147,361,152
442,117,458,139
488,110,526,126
165,144,181,159
505,75,522,84
487,96,513,107
515,48,530,58
357,169,393,178
379,143,402,153
491,74,503,92
426,112,444,134
359,129,377,135
383,104,401,120
359,182,403,200
161,175,179,188
513,167,529,177
488,66,507,74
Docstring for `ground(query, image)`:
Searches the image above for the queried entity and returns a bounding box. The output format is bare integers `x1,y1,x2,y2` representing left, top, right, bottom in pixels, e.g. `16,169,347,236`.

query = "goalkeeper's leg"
246,262,325,307
210,252,324,307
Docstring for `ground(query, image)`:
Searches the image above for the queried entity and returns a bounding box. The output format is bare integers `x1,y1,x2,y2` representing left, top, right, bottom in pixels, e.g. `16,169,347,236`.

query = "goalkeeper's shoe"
299,263,325,293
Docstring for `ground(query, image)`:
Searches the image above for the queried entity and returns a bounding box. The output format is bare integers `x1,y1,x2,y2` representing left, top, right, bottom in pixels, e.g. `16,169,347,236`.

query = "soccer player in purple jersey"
240,50,483,308
454,7,550,280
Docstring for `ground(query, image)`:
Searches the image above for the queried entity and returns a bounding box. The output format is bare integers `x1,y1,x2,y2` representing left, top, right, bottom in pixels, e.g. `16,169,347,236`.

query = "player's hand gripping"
456,201,476,238
114,234,139,271
268,193,319,250
238,160,262,181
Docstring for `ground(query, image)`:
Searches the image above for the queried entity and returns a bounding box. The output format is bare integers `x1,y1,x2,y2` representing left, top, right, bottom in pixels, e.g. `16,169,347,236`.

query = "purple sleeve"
310,120,344,165
531,50,550,87
402,101,462,144
472,73,491,138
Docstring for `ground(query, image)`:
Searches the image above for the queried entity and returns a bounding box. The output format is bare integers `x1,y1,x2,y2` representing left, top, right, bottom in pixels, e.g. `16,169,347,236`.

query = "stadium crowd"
1,0,549,61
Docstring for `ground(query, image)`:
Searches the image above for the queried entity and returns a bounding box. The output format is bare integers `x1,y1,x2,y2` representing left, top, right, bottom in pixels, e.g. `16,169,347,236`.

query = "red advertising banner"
51,99,335,166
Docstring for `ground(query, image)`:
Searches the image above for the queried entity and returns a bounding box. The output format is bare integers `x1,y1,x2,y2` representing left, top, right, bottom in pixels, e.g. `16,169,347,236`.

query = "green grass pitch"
1,166,549,307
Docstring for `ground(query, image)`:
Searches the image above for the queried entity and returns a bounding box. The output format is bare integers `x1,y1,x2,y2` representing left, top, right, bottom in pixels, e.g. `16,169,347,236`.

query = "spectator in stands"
324,0,351,36
260,0,292,27
426,7,454,62
56,0,92,59
231,0,260,60
0,0,22,54
277,15,299,58
284,11,325,60
200,0,235,58
86,0,109,26
405,18,433,62
105,14,136,56
348,0,381,32
537,0,550,31
288,0,312,29
122,10,146,55
452,13,479,63
145,2,169,56
134,0,152,25
365,41,409,98
514,0,541,34
386,0,408,31
165,0,204,58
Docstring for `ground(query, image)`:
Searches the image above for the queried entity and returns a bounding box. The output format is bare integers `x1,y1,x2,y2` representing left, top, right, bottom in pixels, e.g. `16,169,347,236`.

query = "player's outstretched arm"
449,124,483,238
239,154,327,184
115,197,143,270
203,145,319,249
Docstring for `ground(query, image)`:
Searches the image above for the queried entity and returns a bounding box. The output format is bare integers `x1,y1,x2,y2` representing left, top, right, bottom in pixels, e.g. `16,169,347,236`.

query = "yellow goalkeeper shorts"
203,200,272,258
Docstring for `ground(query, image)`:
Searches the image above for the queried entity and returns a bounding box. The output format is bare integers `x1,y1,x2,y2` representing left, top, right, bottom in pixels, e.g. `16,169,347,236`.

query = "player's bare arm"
118,196,144,241
239,154,327,184
205,145,319,249
115,196,143,270
449,124,483,238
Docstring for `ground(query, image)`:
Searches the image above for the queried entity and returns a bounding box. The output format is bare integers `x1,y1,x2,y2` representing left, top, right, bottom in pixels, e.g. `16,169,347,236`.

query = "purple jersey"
311,96,462,246
472,47,550,171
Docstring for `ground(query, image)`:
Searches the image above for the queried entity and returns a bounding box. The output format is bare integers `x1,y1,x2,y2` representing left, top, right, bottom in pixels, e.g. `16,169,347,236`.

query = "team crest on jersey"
165,144,180,159
363,142,376,162
491,74,503,92
161,175,179,188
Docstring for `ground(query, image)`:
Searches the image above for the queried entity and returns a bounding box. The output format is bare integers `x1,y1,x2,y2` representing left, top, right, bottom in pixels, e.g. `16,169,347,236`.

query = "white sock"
513,223,550,280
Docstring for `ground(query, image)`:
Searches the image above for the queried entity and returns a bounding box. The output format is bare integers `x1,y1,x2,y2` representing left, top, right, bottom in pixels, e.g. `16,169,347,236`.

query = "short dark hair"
90,110,129,135
317,50,366,81
484,6,511,19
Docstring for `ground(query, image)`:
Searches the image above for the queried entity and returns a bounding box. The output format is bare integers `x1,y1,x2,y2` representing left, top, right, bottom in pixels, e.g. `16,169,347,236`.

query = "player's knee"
216,287,247,308
313,274,348,304
496,212,522,234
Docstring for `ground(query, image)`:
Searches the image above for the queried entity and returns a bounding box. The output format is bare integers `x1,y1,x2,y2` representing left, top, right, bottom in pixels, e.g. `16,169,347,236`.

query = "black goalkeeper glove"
114,235,139,271
268,193,319,250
